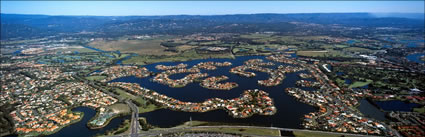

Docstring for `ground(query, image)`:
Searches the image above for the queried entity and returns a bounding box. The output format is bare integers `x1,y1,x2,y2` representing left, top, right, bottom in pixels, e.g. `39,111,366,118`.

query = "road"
74,75,141,137
126,100,140,137
112,125,381,137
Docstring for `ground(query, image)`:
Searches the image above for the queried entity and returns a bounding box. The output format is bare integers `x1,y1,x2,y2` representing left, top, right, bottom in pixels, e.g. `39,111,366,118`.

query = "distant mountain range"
1,13,424,40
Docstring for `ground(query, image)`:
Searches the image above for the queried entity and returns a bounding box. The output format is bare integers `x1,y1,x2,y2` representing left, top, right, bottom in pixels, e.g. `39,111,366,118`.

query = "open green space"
122,50,232,65
138,104,160,113
348,79,373,89
114,88,137,100
52,46,98,53
107,103,131,114
413,106,425,114
113,88,162,113
334,45,349,48
88,37,176,56
343,47,374,53
85,76,106,81
297,50,349,57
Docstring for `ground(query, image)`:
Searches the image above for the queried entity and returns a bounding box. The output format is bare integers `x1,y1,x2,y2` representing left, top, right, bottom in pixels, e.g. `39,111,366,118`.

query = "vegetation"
138,117,154,131
88,38,176,56
348,79,373,89
107,103,131,114
85,76,107,81
0,103,15,137
122,50,232,65
297,50,349,57
100,119,130,136
113,88,162,113
413,106,425,114
51,46,98,53
329,66,425,92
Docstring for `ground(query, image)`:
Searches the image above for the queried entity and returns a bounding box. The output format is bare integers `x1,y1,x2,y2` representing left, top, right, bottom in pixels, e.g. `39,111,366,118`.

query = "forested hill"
2,13,424,40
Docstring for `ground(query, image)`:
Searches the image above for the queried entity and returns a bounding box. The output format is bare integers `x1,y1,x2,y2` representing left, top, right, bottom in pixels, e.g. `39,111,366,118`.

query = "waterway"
111,56,317,129
374,100,421,112
46,107,130,137
7,107,129,137
29,55,395,136
357,99,388,122
406,53,425,64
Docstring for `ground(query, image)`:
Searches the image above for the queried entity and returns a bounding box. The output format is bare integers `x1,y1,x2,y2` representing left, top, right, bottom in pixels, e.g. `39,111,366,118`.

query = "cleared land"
50,46,98,53
85,76,106,81
297,50,349,57
107,103,131,114
122,50,232,65
88,39,177,56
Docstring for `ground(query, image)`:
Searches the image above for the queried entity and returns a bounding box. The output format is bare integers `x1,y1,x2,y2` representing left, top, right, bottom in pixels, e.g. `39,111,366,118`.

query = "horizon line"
2,12,424,17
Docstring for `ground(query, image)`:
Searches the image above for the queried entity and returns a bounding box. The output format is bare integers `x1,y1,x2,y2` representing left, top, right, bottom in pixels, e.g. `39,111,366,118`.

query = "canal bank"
110,56,318,129
46,107,130,137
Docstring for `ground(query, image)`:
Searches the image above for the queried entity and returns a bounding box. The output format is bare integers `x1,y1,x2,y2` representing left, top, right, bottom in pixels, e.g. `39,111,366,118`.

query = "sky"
1,1,424,16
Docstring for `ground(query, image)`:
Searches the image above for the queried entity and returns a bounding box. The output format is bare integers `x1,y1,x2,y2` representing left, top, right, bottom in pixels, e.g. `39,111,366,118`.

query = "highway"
112,125,382,137
74,75,141,137
126,100,140,137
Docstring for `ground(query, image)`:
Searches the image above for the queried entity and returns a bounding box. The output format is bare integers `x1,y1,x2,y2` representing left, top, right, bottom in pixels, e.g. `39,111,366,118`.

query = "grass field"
88,38,177,56
138,104,160,113
240,34,273,39
122,50,232,65
85,76,106,81
334,45,349,48
176,45,197,52
413,106,425,114
348,79,373,88
114,88,162,113
296,50,350,57
343,47,374,53
51,46,98,53
107,103,131,114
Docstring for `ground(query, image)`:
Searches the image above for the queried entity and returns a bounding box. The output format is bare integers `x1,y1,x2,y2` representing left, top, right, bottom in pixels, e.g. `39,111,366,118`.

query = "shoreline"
87,112,131,130
17,111,85,137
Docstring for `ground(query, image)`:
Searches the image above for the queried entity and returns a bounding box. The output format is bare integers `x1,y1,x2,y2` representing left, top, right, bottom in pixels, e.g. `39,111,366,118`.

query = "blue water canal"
111,56,317,128
406,53,425,64
46,107,130,137
374,100,421,112
12,55,418,137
